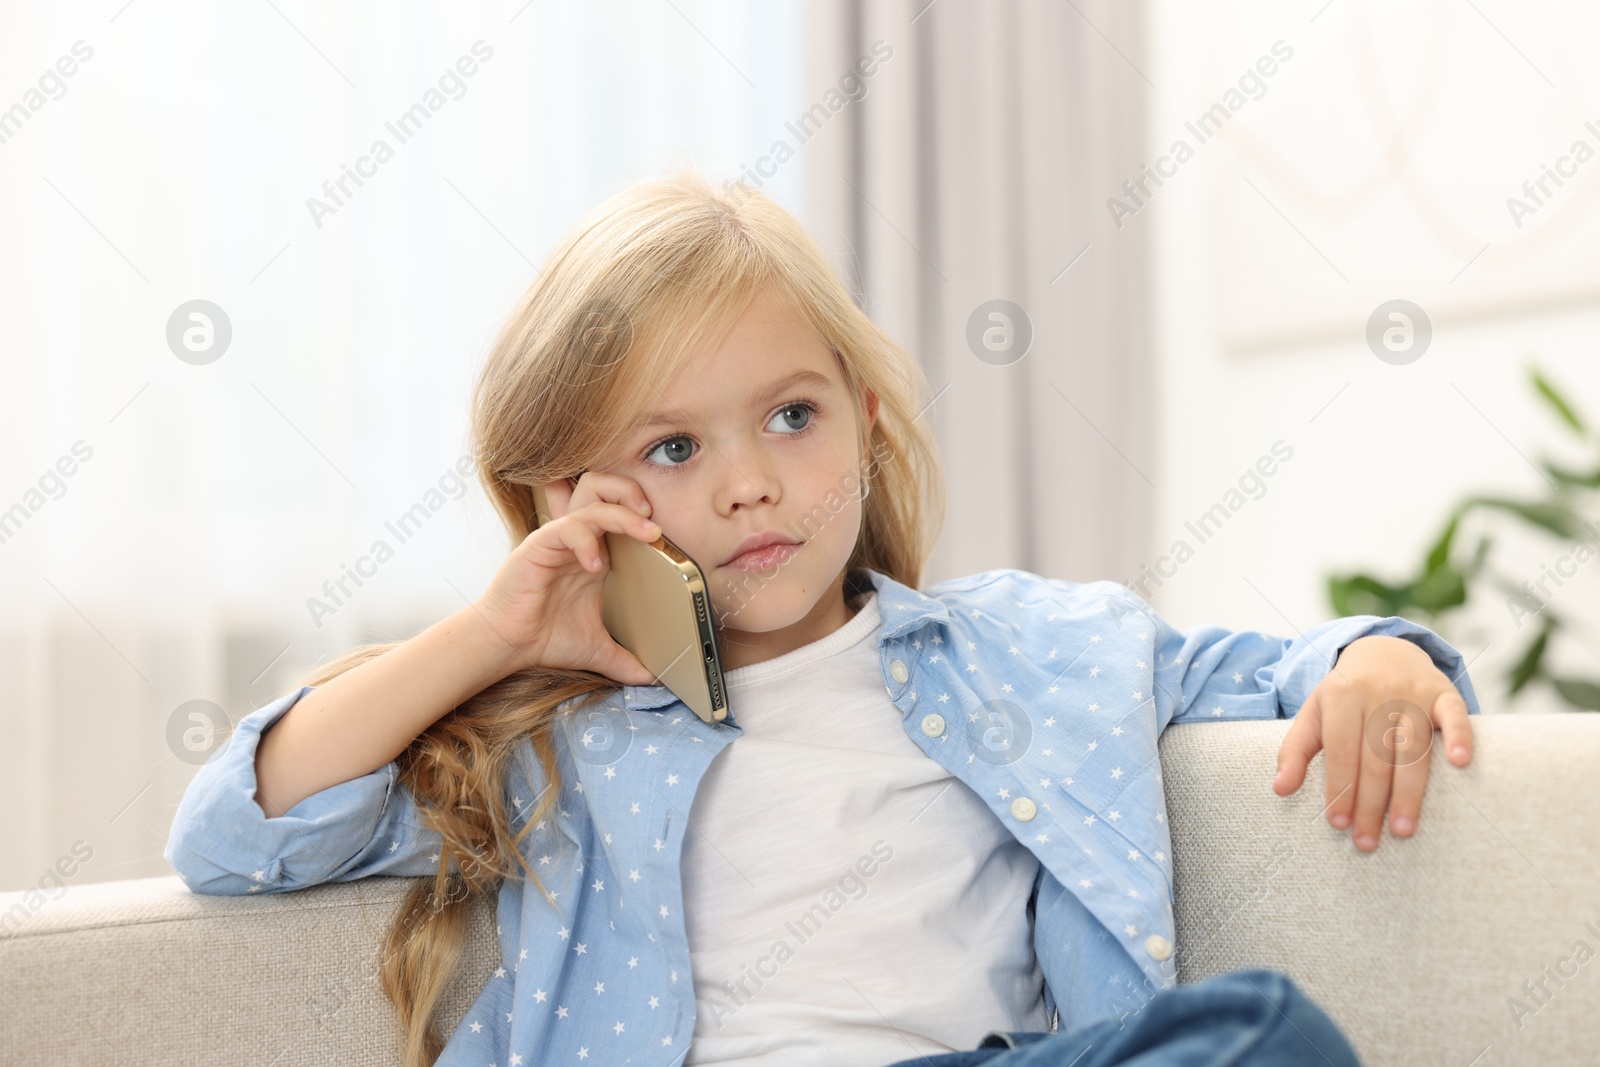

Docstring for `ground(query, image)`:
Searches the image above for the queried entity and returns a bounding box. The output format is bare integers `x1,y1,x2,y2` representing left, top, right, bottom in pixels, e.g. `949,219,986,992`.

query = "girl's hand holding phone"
474,471,663,686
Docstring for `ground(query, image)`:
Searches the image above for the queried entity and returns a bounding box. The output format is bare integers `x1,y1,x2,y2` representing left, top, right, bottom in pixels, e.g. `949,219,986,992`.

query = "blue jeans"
882,968,1362,1067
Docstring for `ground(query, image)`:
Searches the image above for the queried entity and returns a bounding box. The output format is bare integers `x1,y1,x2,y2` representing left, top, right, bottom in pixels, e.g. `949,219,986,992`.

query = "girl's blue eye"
641,400,819,471
644,437,695,468
769,401,814,434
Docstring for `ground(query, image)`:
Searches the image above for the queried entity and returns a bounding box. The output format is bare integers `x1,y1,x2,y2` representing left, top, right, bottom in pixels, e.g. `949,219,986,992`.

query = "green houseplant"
1325,365,1600,711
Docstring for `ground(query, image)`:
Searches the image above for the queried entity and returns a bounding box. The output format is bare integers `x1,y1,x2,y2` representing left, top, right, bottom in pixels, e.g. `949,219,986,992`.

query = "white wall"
1142,0,1600,716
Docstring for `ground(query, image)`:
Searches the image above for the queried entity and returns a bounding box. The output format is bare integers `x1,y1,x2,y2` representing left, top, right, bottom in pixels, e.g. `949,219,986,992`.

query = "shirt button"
1145,934,1172,961
889,659,909,683
1009,797,1036,821
920,713,945,737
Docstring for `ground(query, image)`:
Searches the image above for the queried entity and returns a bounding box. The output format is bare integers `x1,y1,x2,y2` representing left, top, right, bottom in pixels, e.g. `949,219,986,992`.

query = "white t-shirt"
682,589,1049,1066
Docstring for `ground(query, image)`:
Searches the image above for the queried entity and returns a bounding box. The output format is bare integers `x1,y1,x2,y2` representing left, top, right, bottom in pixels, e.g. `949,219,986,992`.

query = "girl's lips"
722,542,800,570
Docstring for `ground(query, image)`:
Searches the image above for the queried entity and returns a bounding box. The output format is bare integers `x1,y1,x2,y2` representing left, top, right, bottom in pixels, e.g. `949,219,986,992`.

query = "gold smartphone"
532,479,728,724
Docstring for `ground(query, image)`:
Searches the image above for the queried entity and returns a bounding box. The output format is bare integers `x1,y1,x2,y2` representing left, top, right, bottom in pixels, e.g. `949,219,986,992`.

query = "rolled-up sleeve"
1085,584,1484,729
1260,614,1483,722
1157,612,1484,726
163,684,447,895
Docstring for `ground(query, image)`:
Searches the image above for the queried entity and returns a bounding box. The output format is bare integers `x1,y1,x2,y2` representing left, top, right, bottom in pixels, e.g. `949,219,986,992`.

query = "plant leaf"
1423,511,1461,575
1409,565,1467,613
1466,535,1492,575
1466,496,1587,540
1529,366,1586,436
1327,574,1412,619
1506,624,1550,695
1539,458,1600,489
1550,676,1600,711
1499,578,1544,616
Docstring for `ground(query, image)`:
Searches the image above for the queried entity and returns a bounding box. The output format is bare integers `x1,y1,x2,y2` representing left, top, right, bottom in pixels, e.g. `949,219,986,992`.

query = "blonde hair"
296,171,946,1065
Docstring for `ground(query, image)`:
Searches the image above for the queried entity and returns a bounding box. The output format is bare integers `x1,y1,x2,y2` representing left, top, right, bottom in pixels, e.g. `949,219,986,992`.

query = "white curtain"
798,0,1155,587
0,1,804,894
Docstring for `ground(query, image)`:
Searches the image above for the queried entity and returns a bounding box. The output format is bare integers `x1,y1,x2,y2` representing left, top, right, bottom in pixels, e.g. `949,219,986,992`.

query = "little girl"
167,172,1479,1067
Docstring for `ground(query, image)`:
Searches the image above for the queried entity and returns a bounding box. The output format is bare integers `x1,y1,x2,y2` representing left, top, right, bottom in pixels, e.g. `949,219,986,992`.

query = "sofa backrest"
3,713,1596,1066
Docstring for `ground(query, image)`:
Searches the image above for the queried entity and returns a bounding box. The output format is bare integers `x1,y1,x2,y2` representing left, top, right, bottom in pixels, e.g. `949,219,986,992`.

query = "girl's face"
594,284,878,670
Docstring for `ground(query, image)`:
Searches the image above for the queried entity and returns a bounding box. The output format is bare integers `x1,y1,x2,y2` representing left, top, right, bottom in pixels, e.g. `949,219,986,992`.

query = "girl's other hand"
1273,635,1474,851
474,470,662,686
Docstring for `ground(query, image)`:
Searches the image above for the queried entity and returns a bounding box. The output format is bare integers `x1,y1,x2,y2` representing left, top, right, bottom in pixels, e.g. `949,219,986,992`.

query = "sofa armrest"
1157,712,1600,1067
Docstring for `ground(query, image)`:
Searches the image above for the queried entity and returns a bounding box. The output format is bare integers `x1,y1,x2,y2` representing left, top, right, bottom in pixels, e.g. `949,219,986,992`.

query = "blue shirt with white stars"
165,565,1482,1065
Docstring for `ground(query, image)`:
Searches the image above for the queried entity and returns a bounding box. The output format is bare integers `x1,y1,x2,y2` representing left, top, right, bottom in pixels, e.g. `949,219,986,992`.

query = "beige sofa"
4,713,1597,1066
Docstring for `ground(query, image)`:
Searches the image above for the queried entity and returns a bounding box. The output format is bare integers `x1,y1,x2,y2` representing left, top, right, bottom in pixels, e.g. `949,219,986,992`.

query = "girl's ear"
861,388,879,455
